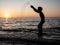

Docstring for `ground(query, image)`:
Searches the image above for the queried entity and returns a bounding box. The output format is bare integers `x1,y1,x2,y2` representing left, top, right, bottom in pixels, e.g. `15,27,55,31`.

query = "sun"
4,13,10,18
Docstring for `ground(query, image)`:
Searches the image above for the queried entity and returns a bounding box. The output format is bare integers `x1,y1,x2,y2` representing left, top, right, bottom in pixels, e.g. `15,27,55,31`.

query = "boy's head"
38,7,43,12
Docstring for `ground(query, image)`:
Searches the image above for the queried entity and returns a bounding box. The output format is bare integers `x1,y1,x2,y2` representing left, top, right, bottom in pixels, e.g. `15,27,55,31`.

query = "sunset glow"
0,0,60,18
4,13,10,18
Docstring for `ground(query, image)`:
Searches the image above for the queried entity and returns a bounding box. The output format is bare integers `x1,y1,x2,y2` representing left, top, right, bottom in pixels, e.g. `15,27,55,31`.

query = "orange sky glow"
0,0,60,18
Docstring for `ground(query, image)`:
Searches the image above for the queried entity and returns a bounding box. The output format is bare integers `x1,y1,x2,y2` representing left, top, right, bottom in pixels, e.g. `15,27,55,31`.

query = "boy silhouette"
30,5,45,37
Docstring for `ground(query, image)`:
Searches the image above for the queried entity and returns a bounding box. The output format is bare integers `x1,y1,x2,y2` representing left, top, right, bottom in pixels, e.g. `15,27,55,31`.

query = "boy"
30,5,45,37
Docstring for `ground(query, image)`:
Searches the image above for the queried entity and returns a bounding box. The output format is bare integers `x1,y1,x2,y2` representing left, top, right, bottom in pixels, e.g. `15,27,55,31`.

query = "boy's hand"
30,5,34,8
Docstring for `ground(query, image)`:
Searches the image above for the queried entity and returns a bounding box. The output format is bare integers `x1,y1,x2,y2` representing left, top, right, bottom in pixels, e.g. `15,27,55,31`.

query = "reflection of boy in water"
30,5,45,37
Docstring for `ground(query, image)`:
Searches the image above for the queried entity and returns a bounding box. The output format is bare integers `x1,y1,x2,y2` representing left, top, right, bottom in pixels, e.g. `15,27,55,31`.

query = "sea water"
0,17,60,36
0,17,60,45
0,17,60,29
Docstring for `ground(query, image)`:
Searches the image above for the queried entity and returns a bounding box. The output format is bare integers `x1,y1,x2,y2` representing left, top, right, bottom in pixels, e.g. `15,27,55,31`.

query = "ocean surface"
0,17,60,45
0,17,60,29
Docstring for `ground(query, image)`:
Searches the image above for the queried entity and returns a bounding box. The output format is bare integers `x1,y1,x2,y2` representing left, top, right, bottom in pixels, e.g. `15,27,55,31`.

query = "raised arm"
30,5,38,12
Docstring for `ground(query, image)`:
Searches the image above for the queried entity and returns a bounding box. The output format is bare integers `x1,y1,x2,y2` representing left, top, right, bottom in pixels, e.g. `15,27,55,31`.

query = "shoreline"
0,27,60,45
0,36,60,44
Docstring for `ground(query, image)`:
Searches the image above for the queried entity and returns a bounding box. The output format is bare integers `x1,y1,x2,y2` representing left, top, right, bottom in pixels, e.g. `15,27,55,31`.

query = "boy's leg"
38,23,43,37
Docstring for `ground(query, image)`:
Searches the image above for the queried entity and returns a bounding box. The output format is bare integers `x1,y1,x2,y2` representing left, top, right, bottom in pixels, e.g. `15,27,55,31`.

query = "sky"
0,0,60,18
